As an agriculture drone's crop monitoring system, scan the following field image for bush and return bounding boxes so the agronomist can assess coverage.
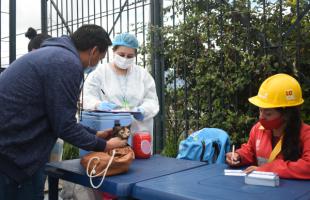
[62,142,79,160]
[144,0,310,157]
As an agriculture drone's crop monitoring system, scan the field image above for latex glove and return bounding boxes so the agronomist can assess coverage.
[97,102,117,111]
[132,107,145,121]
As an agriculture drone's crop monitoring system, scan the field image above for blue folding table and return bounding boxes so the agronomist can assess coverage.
[45,155,207,200]
[132,164,310,200]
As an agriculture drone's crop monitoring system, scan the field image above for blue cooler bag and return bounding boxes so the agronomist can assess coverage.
[177,128,230,164]
[79,111,132,156]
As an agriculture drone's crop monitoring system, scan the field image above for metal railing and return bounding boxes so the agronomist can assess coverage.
[1,0,309,154]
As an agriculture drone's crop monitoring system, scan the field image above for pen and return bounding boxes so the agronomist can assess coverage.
[101,89,105,95]
[232,144,235,162]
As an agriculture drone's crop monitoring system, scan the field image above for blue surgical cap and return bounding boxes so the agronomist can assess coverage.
[112,33,139,49]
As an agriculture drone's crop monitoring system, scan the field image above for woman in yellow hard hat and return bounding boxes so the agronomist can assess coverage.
[226,73,310,179]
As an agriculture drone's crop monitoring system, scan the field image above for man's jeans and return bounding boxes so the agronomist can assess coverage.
[0,166,45,200]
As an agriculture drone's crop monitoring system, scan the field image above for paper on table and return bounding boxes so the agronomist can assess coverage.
[224,169,246,176]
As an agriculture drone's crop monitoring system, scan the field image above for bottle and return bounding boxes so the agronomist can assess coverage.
[133,132,152,159]
[50,139,64,162]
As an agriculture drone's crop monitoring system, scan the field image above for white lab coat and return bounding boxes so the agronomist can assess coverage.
[83,63,159,138]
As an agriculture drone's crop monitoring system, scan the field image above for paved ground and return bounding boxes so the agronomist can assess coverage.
[43,180,63,200]
[44,193,63,200]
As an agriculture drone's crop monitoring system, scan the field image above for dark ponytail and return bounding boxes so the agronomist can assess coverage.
[25,27,51,52]
[280,107,302,161]
[25,27,37,40]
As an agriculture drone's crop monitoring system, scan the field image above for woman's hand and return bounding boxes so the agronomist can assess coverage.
[225,152,241,166]
[243,165,258,174]
[97,102,117,111]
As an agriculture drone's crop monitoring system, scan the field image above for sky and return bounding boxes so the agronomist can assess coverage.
[1,0,41,67]
[0,0,288,68]
[1,0,152,68]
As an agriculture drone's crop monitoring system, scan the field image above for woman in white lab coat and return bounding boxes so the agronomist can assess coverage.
[83,33,159,141]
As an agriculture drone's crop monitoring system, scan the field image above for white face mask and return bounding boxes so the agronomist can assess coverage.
[113,54,135,70]
[84,48,98,74]
[84,66,97,74]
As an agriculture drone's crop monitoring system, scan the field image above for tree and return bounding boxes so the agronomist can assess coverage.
[143,0,310,156]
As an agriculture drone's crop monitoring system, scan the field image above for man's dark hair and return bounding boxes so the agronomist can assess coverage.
[25,27,51,52]
[71,24,112,53]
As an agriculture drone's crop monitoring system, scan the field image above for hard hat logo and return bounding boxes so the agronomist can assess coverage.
[248,73,304,108]
[258,92,268,99]
[285,90,295,101]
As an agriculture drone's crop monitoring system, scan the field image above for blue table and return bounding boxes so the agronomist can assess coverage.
[45,155,207,200]
[132,164,310,200]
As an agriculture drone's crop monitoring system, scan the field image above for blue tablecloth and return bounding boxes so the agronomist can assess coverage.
[45,155,207,199]
[132,164,310,200]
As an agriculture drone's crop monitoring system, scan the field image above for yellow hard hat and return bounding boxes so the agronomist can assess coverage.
[248,73,304,108]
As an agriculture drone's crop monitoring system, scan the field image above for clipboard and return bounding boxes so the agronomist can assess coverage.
[82,109,141,114]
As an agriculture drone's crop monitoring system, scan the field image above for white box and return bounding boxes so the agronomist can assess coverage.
[245,171,280,187]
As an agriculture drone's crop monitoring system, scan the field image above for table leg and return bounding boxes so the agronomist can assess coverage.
[48,175,59,200]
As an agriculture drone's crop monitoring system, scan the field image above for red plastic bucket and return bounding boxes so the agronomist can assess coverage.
[133,132,152,159]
